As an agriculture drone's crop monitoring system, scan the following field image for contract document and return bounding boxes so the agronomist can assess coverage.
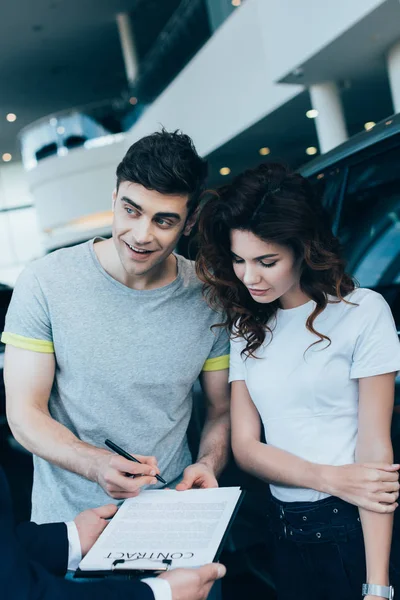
[77,487,243,574]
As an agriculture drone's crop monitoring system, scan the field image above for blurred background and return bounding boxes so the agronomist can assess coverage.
[1,0,400,597]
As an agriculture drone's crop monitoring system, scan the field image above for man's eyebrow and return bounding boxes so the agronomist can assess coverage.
[120,196,181,220]
[154,212,181,220]
[121,197,142,210]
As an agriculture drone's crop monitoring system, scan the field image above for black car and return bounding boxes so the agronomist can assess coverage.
[300,113,400,422]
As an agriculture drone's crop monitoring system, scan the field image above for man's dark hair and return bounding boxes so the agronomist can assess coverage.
[116,129,208,217]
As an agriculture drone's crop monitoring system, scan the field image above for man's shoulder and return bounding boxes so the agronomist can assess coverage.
[27,241,92,281]
[176,253,197,280]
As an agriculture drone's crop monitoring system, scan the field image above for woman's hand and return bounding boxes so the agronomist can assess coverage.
[321,462,399,512]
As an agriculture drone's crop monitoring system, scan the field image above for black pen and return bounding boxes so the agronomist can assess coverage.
[105,439,166,484]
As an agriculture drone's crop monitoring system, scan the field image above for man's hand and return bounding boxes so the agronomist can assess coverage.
[159,563,226,600]
[322,462,400,512]
[94,453,160,499]
[74,504,118,556]
[175,462,218,491]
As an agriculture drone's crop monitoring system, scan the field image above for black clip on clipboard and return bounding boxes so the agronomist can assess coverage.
[74,489,246,579]
[74,558,172,579]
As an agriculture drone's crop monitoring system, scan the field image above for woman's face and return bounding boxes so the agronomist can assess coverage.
[230,229,304,307]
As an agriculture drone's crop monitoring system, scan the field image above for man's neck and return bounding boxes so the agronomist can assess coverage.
[93,238,178,291]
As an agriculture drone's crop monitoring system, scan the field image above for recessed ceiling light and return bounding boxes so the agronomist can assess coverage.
[56,126,65,134]
[364,121,376,131]
[317,173,324,180]
[232,0,241,6]
[6,113,17,122]
[129,97,138,105]
[386,119,393,126]
[50,117,57,126]
[306,146,318,156]
[220,167,231,176]
[2,153,12,162]
[306,109,319,119]
[259,147,271,156]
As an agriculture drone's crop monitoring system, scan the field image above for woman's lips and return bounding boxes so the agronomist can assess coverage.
[248,288,270,296]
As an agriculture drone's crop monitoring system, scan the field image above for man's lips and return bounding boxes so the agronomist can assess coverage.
[124,241,155,259]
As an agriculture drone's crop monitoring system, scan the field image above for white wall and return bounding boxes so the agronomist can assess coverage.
[126,0,386,155]
[0,163,43,285]
[257,0,385,82]
[27,137,129,232]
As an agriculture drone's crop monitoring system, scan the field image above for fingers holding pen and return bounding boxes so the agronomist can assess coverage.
[96,453,160,499]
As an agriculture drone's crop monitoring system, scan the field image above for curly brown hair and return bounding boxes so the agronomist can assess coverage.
[196,163,355,357]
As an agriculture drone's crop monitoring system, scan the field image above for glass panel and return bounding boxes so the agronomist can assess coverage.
[339,146,400,286]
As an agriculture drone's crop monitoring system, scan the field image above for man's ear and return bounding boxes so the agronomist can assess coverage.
[112,189,117,212]
[183,207,200,237]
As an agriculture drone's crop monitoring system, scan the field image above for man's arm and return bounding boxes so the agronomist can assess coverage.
[356,373,397,600]
[231,379,399,512]
[4,345,160,498]
[176,369,230,490]
[16,521,69,576]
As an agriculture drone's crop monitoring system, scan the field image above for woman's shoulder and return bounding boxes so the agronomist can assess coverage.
[341,287,392,321]
[344,286,386,307]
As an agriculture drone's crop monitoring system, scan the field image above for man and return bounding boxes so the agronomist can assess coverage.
[2,129,231,524]
[1,465,226,599]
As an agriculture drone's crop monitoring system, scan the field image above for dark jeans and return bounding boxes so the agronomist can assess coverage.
[267,495,400,600]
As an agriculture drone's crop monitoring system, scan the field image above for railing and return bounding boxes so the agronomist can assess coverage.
[19,97,146,170]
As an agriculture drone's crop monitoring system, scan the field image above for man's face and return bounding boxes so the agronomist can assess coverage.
[112,181,191,279]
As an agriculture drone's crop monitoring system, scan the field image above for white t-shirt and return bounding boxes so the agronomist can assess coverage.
[229,288,400,503]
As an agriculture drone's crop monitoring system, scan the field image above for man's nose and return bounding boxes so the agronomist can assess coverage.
[132,218,153,245]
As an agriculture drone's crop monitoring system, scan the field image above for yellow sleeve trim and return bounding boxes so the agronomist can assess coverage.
[202,354,230,372]
[1,332,54,353]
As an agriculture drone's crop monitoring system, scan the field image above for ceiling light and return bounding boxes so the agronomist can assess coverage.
[317,173,324,180]
[386,119,393,126]
[6,113,17,122]
[232,0,241,5]
[364,121,376,131]
[259,147,271,156]
[50,117,57,126]
[306,109,318,119]
[2,153,12,162]
[56,126,65,134]
[306,146,318,156]
[129,96,138,105]
[219,167,231,176]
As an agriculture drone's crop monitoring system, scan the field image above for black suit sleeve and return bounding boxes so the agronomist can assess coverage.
[0,468,155,600]
[16,521,69,576]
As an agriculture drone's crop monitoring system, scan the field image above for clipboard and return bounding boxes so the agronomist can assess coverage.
[73,488,246,579]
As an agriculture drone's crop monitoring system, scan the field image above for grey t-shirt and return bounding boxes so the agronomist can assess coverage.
[2,239,229,523]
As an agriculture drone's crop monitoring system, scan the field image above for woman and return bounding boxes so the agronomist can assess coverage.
[196,163,400,600]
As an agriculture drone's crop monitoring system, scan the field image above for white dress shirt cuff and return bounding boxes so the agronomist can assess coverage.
[142,577,172,600]
[65,521,82,571]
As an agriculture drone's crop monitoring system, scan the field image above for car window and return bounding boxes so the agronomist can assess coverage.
[339,145,400,286]
[309,167,344,229]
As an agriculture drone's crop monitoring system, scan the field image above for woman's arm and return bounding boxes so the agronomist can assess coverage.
[231,380,399,512]
[356,373,397,599]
